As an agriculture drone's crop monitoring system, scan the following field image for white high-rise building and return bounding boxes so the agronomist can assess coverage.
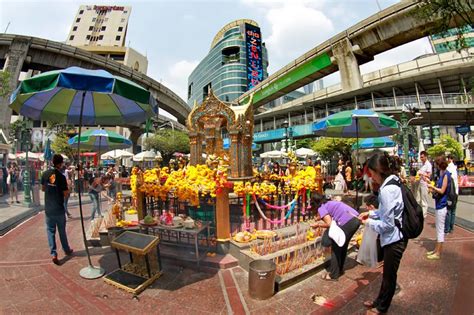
[66,5,131,47]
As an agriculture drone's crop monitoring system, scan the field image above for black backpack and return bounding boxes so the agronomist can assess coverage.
[387,177,424,239]
[445,172,458,211]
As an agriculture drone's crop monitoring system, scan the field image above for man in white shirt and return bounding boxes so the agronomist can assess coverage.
[418,151,432,218]
[445,154,459,233]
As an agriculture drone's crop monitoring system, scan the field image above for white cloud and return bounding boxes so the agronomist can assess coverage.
[158,60,199,102]
[240,1,334,74]
[360,38,434,75]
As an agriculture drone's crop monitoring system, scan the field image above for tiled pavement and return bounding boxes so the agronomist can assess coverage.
[1,202,473,314]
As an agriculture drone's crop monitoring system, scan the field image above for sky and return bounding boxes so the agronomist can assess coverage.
[0,0,433,105]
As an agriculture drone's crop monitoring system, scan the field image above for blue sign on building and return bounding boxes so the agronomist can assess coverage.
[253,123,314,143]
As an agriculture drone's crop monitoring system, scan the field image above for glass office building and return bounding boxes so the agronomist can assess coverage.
[430,25,474,53]
[187,19,269,106]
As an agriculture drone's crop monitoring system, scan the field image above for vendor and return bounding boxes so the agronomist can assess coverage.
[311,193,360,281]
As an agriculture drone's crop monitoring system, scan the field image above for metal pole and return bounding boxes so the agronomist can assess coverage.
[428,109,434,146]
[22,122,32,206]
[401,111,410,178]
[77,91,105,279]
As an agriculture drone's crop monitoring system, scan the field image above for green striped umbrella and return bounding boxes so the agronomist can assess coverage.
[68,129,132,151]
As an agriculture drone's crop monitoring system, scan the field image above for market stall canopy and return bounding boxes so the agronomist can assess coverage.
[101,149,133,160]
[133,150,162,162]
[39,153,69,161]
[260,150,288,159]
[295,148,317,158]
[17,152,41,160]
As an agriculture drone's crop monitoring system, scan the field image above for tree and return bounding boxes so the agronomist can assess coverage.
[51,133,74,159]
[415,0,474,51]
[310,137,356,161]
[427,134,464,160]
[144,129,190,163]
[0,70,10,97]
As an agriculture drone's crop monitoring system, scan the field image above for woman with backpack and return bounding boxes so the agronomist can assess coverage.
[358,153,406,314]
[426,155,451,260]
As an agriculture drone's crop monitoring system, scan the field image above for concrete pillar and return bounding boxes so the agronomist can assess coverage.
[415,82,421,107]
[354,96,358,109]
[304,109,308,124]
[438,79,445,105]
[288,112,291,126]
[392,87,398,109]
[460,77,468,104]
[129,127,142,154]
[312,107,316,121]
[260,119,263,132]
[371,92,376,109]
[1,37,31,130]
[273,116,276,129]
[325,103,329,117]
[331,38,363,92]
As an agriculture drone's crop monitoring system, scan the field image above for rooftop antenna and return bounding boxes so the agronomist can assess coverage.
[4,22,11,33]
[375,0,382,11]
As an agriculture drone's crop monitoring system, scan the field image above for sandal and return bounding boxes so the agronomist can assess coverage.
[367,307,386,314]
[426,250,435,256]
[321,272,338,281]
[364,301,375,308]
[427,253,440,260]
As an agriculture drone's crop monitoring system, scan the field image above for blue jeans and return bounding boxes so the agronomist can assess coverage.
[46,214,71,257]
[89,192,101,220]
[64,197,71,216]
[445,206,456,233]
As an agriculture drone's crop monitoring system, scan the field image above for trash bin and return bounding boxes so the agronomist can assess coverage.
[248,260,276,300]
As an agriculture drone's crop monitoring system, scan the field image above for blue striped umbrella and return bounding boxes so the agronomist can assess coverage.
[352,136,395,150]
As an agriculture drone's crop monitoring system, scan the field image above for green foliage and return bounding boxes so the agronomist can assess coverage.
[310,137,356,161]
[415,0,474,51]
[51,134,74,159]
[427,134,464,160]
[45,121,75,136]
[0,70,10,97]
[295,138,314,149]
[8,119,23,143]
[144,129,189,162]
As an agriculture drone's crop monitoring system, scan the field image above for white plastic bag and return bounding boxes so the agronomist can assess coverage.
[356,226,378,268]
[329,220,346,247]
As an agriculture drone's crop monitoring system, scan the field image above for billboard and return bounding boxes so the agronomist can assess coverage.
[245,23,263,90]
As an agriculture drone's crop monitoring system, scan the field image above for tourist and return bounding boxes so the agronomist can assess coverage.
[88,175,113,220]
[426,156,451,260]
[40,154,73,265]
[1,164,7,197]
[8,163,20,204]
[311,193,360,281]
[363,160,372,193]
[63,164,73,218]
[345,161,352,191]
[445,154,458,234]
[418,151,432,218]
[358,153,406,314]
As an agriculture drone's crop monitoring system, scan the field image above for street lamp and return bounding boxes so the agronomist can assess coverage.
[401,105,422,177]
[21,120,32,206]
[282,120,289,152]
[424,100,434,146]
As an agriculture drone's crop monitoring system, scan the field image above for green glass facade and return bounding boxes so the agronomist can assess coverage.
[430,25,474,53]
[187,21,268,106]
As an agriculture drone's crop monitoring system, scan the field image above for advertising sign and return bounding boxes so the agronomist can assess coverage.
[422,126,441,145]
[245,23,263,90]
[455,124,470,136]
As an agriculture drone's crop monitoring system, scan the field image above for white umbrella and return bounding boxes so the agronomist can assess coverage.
[101,149,133,160]
[133,150,161,162]
[353,147,396,163]
[17,152,40,160]
[260,150,288,159]
[295,148,317,158]
[39,153,69,161]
